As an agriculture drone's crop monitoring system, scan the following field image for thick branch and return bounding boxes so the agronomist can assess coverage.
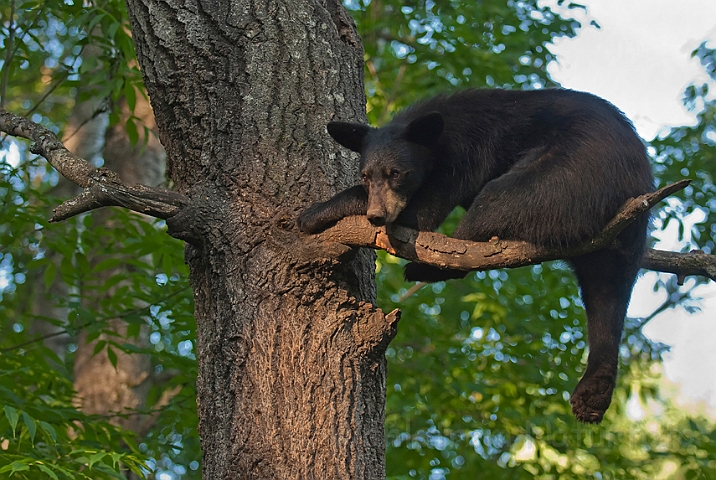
[6,106,713,281]
[1,108,188,221]
[2,107,96,186]
[314,180,716,281]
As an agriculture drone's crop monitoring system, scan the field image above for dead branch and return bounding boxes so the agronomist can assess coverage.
[1,108,189,221]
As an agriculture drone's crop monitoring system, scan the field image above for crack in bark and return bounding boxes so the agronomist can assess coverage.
[324,0,362,49]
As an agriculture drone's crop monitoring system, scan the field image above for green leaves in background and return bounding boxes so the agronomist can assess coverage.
[0,154,197,476]
[0,0,146,142]
[349,0,580,123]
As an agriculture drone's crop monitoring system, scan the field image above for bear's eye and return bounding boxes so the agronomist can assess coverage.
[389,169,400,179]
[360,173,369,184]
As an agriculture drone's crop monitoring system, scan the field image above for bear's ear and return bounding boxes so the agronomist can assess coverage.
[405,111,444,147]
[327,122,370,153]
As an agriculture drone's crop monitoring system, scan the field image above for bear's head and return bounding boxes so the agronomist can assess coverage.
[327,112,444,226]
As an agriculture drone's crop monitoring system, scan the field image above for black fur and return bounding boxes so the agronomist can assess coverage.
[298,88,654,423]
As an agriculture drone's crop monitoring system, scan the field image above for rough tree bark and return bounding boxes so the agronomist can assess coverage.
[311,180,716,282]
[124,0,396,478]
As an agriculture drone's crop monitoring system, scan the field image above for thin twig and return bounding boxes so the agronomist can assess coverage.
[25,69,71,118]
[60,99,108,143]
[398,281,426,302]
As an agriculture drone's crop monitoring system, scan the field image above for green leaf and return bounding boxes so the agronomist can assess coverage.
[79,54,98,74]
[107,347,118,369]
[124,81,137,111]
[35,463,60,480]
[116,32,138,62]
[17,0,41,10]
[122,456,148,477]
[118,342,143,354]
[108,111,120,127]
[92,257,124,274]
[162,251,175,276]
[83,213,94,229]
[75,252,90,275]
[44,261,57,291]
[39,421,57,443]
[126,322,141,340]
[110,452,122,468]
[59,255,77,282]
[125,117,139,145]
[22,411,37,443]
[93,340,108,357]
[9,461,30,473]
[4,405,19,435]
[86,12,106,33]
[106,20,120,40]
[85,330,102,344]
[101,273,126,291]
[89,451,107,468]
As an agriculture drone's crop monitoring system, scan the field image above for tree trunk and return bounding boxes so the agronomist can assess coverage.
[125,0,395,478]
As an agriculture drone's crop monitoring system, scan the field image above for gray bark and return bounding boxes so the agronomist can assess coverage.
[124,0,396,478]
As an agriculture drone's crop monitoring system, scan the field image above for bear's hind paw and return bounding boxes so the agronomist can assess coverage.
[569,369,616,424]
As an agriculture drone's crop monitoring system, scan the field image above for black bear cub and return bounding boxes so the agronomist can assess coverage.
[298,89,654,423]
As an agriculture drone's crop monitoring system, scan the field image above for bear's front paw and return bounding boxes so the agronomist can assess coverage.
[403,262,468,282]
[569,365,617,424]
[297,204,329,233]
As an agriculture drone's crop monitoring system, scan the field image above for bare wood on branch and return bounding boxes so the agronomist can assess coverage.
[642,249,716,283]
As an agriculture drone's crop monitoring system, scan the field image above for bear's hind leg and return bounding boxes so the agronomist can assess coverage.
[568,225,644,423]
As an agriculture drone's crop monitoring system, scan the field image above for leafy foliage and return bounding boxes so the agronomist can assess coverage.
[650,43,716,256]
[0,0,146,140]
[349,0,580,122]
[0,153,198,476]
[0,346,148,479]
[2,1,199,476]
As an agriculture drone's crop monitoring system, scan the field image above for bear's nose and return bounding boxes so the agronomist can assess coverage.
[368,215,386,226]
[366,207,386,226]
